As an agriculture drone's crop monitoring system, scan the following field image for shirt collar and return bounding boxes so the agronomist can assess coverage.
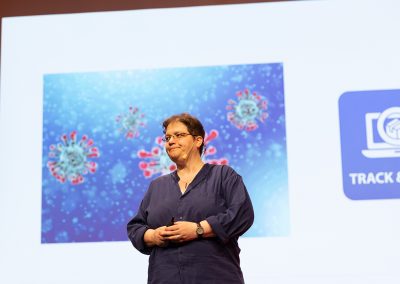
[171,163,212,188]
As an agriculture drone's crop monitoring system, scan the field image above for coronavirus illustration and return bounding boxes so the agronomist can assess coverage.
[116,106,146,139]
[47,131,100,185]
[137,136,177,178]
[226,89,268,131]
[137,129,228,178]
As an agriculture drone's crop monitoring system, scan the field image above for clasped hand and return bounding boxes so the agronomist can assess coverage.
[151,221,198,247]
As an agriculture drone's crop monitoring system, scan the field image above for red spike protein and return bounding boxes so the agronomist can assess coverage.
[202,129,229,165]
[47,131,100,185]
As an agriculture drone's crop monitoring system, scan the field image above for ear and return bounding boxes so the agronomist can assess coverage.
[195,136,203,148]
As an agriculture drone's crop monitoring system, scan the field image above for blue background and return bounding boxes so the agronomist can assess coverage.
[41,63,289,243]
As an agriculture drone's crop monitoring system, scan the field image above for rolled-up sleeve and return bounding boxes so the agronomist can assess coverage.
[206,167,254,244]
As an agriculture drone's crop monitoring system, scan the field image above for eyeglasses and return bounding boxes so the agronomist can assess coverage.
[162,132,193,142]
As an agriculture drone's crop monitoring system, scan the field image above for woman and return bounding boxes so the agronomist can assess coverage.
[127,113,254,284]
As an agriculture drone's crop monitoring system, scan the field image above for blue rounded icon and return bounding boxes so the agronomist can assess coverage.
[338,89,400,200]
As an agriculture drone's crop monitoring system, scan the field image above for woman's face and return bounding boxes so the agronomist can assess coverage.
[164,121,201,163]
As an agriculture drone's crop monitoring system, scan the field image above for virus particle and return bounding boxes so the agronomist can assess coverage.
[47,131,100,185]
[137,137,177,178]
[226,89,268,131]
[203,129,229,165]
[116,106,146,139]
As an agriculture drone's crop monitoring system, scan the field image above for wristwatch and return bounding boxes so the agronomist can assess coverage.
[196,222,204,238]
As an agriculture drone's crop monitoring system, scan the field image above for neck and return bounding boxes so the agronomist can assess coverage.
[176,157,204,190]
[176,155,204,174]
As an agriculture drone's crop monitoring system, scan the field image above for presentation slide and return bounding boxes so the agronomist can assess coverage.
[1,0,399,283]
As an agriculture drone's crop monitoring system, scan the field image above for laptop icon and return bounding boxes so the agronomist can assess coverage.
[361,107,400,158]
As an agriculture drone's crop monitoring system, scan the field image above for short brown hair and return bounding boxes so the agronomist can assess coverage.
[162,113,205,154]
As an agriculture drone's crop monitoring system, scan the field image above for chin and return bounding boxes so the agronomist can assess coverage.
[167,152,179,161]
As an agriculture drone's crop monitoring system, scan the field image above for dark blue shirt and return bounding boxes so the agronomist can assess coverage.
[127,164,254,284]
